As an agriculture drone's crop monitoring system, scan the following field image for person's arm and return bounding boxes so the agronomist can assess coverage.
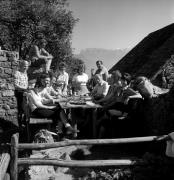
[94,91,113,104]
[28,92,55,109]
[91,85,98,96]
[42,90,55,104]
[33,46,51,60]
[50,86,59,96]
[123,88,143,105]
[41,48,53,58]
[62,73,69,94]
[104,69,109,81]
[102,83,109,96]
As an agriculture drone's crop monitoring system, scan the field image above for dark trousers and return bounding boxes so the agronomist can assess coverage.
[32,105,65,126]
[15,89,26,127]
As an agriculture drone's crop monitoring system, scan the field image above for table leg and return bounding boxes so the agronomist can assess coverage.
[69,109,78,138]
[92,108,98,138]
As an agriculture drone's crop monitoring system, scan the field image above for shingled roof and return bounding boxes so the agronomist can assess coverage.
[109,23,174,81]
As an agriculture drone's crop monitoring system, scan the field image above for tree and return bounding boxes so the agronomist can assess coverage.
[0,0,78,68]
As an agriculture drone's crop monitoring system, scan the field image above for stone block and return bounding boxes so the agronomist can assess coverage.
[2,90,14,97]
[3,105,10,110]
[7,83,15,90]
[0,79,6,89]
[4,68,12,75]
[0,73,11,78]
[0,56,7,61]
[0,50,6,57]
[0,62,11,68]
[7,109,17,115]
[0,67,4,74]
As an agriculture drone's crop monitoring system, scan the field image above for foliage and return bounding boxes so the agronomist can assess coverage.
[0,0,78,67]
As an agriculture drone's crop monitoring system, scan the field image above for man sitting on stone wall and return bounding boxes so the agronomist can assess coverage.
[28,38,53,73]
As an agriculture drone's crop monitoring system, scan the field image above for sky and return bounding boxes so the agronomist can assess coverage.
[68,0,174,54]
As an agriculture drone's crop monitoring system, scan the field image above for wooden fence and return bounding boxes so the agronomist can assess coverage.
[10,133,169,180]
[0,147,10,180]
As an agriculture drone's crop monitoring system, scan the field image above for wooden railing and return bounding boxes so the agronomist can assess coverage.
[10,133,169,180]
[0,147,10,180]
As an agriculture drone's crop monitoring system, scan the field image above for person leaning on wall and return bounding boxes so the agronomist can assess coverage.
[14,60,29,127]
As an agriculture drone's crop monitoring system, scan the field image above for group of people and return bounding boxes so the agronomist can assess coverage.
[14,60,79,137]
[14,38,170,139]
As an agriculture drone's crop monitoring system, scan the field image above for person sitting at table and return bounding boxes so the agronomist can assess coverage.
[93,70,122,105]
[133,76,169,99]
[41,74,61,99]
[28,38,53,73]
[91,74,109,101]
[53,62,69,96]
[72,63,89,95]
[27,75,77,136]
[96,74,142,138]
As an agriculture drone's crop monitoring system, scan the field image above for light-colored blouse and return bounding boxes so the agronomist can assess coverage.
[14,70,28,90]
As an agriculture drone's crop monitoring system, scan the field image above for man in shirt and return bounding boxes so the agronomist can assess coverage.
[14,60,29,126]
[95,60,109,81]
[28,38,53,73]
[91,74,109,100]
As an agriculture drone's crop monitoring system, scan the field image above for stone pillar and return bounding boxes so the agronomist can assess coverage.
[0,50,19,126]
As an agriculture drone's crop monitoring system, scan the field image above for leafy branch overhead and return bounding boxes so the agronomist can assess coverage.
[0,0,79,67]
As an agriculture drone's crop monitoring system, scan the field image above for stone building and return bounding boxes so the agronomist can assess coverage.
[0,50,19,127]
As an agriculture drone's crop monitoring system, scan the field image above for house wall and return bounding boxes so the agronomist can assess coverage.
[0,50,19,126]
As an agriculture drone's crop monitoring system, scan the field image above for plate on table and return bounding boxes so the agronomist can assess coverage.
[85,101,96,107]
[84,97,92,101]
[69,100,86,105]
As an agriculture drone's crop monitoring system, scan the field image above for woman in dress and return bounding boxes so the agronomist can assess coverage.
[53,62,69,96]
[72,63,89,96]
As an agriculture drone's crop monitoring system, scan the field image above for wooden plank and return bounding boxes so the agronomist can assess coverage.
[0,153,10,180]
[29,118,53,124]
[18,158,144,167]
[18,135,169,150]
[10,133,19,180]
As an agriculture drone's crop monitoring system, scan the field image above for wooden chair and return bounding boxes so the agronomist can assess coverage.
[22,92,53,142]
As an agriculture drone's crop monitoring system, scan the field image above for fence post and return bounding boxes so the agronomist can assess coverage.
[10,133,19,180]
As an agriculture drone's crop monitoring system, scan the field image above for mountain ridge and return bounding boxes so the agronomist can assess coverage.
[73,48,129,76]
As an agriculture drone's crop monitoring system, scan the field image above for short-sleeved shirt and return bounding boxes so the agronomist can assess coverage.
[28,90,43,112]
[72,73,89,95]
[95,66,109,81]
[54,71,69,94]
[92,81,109,96]
[14,70,28,90]
[72,73,88,85]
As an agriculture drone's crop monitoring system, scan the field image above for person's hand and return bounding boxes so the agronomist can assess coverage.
[47,105,56,109]
[48,54,53,59]
[124,97,130,105]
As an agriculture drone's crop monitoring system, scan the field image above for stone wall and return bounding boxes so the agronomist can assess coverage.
[0,50,19,126]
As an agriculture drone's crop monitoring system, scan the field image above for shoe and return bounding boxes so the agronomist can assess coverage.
[66,126,80,135]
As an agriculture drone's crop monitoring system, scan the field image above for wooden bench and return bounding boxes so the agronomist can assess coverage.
[22,93,53,142]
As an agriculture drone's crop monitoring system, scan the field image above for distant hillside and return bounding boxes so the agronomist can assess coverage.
[74,48,129,76]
